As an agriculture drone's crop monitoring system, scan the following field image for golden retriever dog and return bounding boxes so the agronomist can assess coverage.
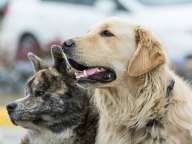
[62,17,192,144]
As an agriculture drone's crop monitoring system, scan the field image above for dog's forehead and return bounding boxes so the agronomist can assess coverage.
[89,18,136,35]
[27,68,70,94]
[27,68,61,87]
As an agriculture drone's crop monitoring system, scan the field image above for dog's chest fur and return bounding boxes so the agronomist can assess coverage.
[94,69,190,144]
[96,116,170,144]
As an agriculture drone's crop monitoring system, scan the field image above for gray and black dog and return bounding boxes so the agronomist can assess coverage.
[6,45,98,144]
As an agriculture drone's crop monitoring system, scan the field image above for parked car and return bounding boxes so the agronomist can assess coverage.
[1,0,192,78]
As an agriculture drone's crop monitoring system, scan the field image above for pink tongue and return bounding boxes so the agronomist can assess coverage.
[75,68,105,79]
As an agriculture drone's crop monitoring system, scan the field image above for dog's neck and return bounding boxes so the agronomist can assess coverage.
[95,65,171,128]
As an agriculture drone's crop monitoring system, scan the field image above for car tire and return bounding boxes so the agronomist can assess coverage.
[16,34,41,61]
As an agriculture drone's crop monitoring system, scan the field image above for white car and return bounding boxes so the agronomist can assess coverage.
[1,0,192,68]
[0,0,109,62]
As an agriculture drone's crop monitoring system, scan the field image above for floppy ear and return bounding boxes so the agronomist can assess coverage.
[28,53,46,72]
[51,45,71,73]
[127,27,166,77]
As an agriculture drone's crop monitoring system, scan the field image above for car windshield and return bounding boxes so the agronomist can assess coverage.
[138,0,192,6]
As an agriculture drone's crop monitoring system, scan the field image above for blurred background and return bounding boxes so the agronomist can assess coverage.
[0,0,192,143]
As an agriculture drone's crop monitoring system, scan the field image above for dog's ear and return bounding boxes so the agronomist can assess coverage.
[51,45,71,73]
[28,53,46,72]
[127,27,166,77]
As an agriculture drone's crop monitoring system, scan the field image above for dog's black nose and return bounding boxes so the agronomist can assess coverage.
[62,39,75,56]
[63,39,75,49]
[7,103,17,112]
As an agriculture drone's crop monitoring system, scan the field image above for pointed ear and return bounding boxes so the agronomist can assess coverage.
[28,52,46,72]
[127,27,166,77]
[51,45,71,73]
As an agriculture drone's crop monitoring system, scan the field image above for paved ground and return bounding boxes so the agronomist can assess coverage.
[0,127,26,144]
[0,91,26,144]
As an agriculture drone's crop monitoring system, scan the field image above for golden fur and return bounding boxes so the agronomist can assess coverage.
[70,18,192,144]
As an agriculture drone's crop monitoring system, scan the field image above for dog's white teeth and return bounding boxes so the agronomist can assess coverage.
[83,70,88,77]
[75,71,87,79]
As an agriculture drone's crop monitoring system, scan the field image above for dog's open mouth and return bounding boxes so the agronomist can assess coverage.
[68,59,116,83]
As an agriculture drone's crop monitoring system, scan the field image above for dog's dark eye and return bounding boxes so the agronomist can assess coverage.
[100,30,114,37]
[34,90,45,97]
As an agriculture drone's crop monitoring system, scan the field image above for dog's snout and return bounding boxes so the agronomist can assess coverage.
[7,103,17,112]
[63,39,75,49]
